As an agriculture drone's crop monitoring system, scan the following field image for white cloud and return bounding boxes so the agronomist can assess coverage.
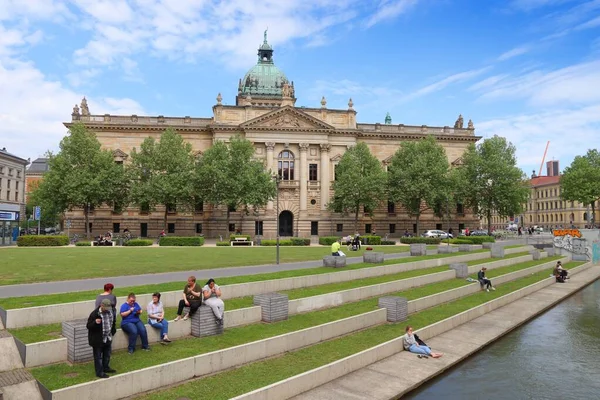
[364,0,420,28]
[497,45,531,61]
[406,67,491,99]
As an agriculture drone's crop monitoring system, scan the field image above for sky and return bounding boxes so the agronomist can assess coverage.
[1,0,599,176]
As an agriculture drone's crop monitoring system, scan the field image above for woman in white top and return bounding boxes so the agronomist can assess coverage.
[402,326,443,358]
[146,292,171,343]
[203,278,225,326]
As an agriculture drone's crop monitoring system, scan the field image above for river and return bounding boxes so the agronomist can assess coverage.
[404,278,600,400]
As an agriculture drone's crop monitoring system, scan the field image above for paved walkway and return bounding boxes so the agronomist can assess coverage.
[292,264,600,400]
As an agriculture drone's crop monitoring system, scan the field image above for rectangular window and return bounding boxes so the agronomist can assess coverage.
[336,223,343,233]
[8,168,13,176]
[7,179,10,189]
[167,203,177,213]
[364,205,373,213]
[413,224,417,234]
[311,221,319,235]
[254,221,263,235]
[196,223,203,234]
[456,203,464,215]
[228,204,236,212]
[15,181,18,191]
[140,223,148,237]
[113,223,120,233]
[88,222,93,233]
[6,191,10,201]
[195,200,204,213]
[365,224,372,234]
[277,161,295,180]
[387,201,395,214]
[15,191,18,201]
[229,223,236,232]
[309,164,318,181]
[389,223,396,234]
[458,223,465,231]
[140,202,150,214]
[436,223,443,230]
[334,165,339,181]
[167,223,175,234]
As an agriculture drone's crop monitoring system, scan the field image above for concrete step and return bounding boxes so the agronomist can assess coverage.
[0,336,23,373]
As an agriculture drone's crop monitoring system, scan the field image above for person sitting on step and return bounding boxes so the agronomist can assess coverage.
[174,276,203,321]
[147,292,171,343]
[403,326,443,359]
[553,261,569,283]
[203,278,225,326]
[478,267,496,292]
[119,293,150,354]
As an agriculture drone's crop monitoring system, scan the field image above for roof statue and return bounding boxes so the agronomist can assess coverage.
[348,98,354,109]
[72,104,80,116]
[454,114,463,129]
[264,28,268,44]
[385,112,392,125]
[216,92,223,105]
[467,119,474,129]
[321,96,327,108]
[80,97,90,116]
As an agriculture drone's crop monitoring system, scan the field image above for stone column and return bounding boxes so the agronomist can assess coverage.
[299,143,309,211]
[266,142,275,211]
[320,143,331,210]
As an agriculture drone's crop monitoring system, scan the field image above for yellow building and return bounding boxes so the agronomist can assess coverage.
[63,34,481,239]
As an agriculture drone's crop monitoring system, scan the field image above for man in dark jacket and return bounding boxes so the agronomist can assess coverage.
[87,298,117,378]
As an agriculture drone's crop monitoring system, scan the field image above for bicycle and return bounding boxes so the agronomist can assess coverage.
[70,234,79,245]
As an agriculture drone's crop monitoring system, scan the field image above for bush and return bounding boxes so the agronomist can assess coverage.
[159,236,205,246]
[124,239,153,246]
[216,241,230,246]
[75,241,91,246]
[399,237,441,244]
[261,239,293,246]
[290,238,311,246]
[229,234,251,241]
[17,235,69,247]
[381,240,396,245]
[319,236,341,245]
[466,236,495,244]
[448,238,473,245]
[362,235,381,245]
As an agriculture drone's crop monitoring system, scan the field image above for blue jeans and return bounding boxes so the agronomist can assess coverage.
[148,319,168,339]
[409,344,432,356]
[121,320,149,352]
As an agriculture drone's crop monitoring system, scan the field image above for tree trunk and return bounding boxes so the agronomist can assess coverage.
[163,207,168,232]
[354,204,359,234]
[84,204,90,239]
[226,208,230,239]
[415,213,421,237]
[591,201,596,228]
[487,210,492,236]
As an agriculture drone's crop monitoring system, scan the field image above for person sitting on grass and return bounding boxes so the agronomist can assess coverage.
[203,278,225,326]
[120,293,150,354]
[174,276,203,321]
[553,261,569,283]
[403,326,443,359]
[478,267,496,292]
[87,299,117,379]
[147,292,171,344]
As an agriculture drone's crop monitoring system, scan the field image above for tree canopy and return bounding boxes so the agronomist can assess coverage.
[560,149,600,225]
[455,135,529,234]
[31,123,128,238]
[127,128,196,230]
[387,135,451,235]
[328,142,387,232]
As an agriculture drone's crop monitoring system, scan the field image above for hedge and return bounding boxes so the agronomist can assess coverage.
[362,235,381,245]
[124,239,153,246]
[75,241,91,246]
[319,236,340,245]
[229,234,251,241]
[291,238,310,246]
[399,237,441,244]
[216,241,230,246]
[159,236,205,246]
[447,238,473,245]
[381,240,396,245]
[465,236,495,244]
[17,235,69,247]
[261,239,293,246]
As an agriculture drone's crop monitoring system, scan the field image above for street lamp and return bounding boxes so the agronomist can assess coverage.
[446,195,450,247]
[273,175,281,264]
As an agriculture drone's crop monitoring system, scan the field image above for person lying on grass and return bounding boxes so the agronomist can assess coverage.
[403,326,443,359]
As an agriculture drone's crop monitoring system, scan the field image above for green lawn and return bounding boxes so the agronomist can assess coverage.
[0,249,496,309]
[0,245,426,286]
[134,261,583,400]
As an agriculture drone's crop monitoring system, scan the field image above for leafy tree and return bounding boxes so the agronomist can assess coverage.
[195,136,276,235]
[328,142,387,232]
[455,135,529,234]
[387,135,451,235]
[128,128,195,230]
[31,123,128,238]
[560,149,600,226]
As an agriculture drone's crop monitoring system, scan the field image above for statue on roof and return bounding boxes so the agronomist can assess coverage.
[385,112,392,124]
[454,114,463,129]
[80,97,90,116]
[264,28,268,43]
[467,119,474,129]
[282,82,292,97]
[72,104,80,116]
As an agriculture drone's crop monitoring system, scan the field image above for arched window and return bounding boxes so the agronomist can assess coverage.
[278,150,295,180]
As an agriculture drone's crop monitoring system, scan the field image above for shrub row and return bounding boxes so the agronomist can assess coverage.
[318,235,382,245]
[464,236,495,244]
[260,238,311,246]
[17,235,69,247]
[124,239,153,246]
[399,237,441,244]
[216,241,230,246]
[229,234,251,241]
[380,240,396,245]
[159,236,205,246]
[75,241,91,246]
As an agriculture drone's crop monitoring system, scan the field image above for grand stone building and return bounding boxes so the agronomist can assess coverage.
[64,34,480,239]
[0,148,28,245]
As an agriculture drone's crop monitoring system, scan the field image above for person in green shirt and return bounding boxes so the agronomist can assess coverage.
[331,239,341,256]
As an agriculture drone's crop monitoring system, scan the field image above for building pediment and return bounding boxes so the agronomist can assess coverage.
[112,149,129,159]
[240,106,335,130]
[330,153,343,162]
[451,157,464,166]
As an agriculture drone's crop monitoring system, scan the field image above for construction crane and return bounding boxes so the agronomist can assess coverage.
[538,141,550,177]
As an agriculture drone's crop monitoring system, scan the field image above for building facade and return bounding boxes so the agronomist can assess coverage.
[25,157,49,203]
[64,34,481,239]
[0,148,29,245]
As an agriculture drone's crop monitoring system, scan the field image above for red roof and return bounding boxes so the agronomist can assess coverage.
[530,175,561,187]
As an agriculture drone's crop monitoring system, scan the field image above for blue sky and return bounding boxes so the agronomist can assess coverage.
[1,0,599,176]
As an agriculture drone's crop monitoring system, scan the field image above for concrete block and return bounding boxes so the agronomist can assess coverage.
[437,245,458,254]
[62,319,93,363]
[490,244,505,258]
[410,243,427,256]
[378,297,408,322]
[546,247,556,256]
[529,249,542,260]
[323,256,346,267]
[449,263,468,278]
[482,242,494,249]
[0,380,43,400]
[191,305,223,337]
[253,293,289,323]
[572,253,588,261]
[0,336,24,372]
[363,252,385,263]
[458,244,483,252]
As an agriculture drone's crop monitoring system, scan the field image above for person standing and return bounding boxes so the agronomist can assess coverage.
[174,276,203,321]
[147,292,171,343]
[95,283,117,318]
[87,299,117,378]
[119,293,150,354]
[203,278,225,325]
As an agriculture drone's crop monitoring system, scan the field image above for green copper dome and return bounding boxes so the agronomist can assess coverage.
[239,30,291,97]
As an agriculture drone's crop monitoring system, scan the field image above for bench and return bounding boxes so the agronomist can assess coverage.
[231,237,253,246]
[91,241,115,247]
